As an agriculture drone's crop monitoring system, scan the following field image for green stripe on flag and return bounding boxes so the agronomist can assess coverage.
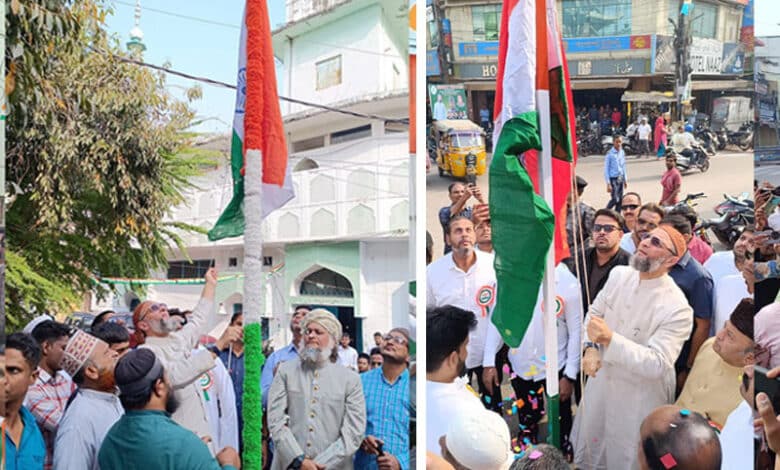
[208,131,246,241]
[489,114,555,347]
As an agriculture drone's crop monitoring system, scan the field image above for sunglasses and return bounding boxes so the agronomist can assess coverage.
[622,204,639,211]
[593,224,620,234]
[648,235,676,255]
[371,361,382,366]
[138,303,167,323]
[383,335,408,345]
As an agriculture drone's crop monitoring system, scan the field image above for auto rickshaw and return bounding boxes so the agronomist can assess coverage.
[431,119,487,184]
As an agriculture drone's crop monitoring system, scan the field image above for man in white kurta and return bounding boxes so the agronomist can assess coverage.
[427,216,498,406]
[134,268,240,454]
[573,225,693,470]
[196,349,239,452]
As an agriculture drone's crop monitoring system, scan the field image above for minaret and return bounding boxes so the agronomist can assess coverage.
[126,0,146,57]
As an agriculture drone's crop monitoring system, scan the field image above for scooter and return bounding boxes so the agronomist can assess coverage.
[694,124,717,156]
[700,193,754,248]
[667,144,710,173]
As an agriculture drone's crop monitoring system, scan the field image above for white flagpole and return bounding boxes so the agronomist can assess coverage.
[244,149,263,329]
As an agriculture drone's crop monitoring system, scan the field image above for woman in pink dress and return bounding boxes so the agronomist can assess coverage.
[654,113,669,157]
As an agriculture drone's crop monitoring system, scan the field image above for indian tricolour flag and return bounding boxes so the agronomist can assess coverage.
[208,7,294,242]
[489,0,577,347]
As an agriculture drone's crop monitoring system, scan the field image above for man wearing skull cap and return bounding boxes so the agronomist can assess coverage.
[53,330,121,470]
[268,308,366,470]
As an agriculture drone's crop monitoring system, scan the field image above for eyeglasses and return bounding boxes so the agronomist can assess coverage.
[371,361,382,366]
[383,334,408,345]
[648,235,677,256]
[637,218,658,229]
[138,303,167,323]
[592,224,620,234]
[622,204,639,211]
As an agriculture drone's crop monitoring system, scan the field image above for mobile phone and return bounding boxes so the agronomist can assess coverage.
[755,365,780,415]
[376,442,384,457]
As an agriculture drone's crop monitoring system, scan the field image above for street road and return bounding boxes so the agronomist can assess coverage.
[427,150,753,262]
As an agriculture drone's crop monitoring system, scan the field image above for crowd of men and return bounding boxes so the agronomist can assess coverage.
[3,268,412,470]
[427,174,774,469]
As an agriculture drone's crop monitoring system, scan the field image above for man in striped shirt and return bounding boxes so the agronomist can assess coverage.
[354,328,411,470]
[24,321,75,470]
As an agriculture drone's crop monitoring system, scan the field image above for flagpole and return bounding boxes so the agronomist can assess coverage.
[243,147,265,470]
[537,0,560,449]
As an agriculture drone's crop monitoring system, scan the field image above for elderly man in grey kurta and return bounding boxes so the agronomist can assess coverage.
[268,309,366,470]
[572,225,694,470]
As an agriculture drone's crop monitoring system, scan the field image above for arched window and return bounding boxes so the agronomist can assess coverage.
[294,157,319,172]
[300,268,354,298]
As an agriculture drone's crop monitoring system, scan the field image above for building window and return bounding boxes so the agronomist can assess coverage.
[562,0,631,38]
[263,256,273,266]
[292,136,325,153]
[233,303,243,314]
[331,125,372,145]
[472,4,502,41]
[316,55,342,90]
[228,257,238,267]
[167,259,214,279]
[301,268,354,297]
[689,2,718,39]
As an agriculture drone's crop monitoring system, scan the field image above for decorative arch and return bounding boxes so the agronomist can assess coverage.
[298,267,354,298]
[389,200,409,231]
[310,174,336,201]
[278,212,300,239]
[311,209,336,237]
[347,204,375,234]
[347,169,375,199]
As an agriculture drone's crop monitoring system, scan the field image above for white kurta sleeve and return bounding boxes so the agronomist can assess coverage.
[601,305,693,380]
[483,321,502,368]
[146,345,215,390]
[563,280,583,379]
[214,359,239,450]
[426,268,437,308]
[313,372,367,468]
[268,365,305,467]
[179,298,214,349]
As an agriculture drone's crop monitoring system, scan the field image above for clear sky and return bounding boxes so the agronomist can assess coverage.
[755,0,780,36]
[104,0,286,134]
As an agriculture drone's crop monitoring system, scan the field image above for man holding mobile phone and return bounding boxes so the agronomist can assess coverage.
[438,182,485,255]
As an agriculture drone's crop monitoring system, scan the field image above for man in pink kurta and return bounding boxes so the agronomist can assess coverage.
[660,155,682,206]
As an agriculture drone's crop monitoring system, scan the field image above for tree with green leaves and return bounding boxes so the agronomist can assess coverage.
[6,0,215,329]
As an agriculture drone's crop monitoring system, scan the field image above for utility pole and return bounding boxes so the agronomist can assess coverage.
[434,0,452,84]
[673,0,693,122]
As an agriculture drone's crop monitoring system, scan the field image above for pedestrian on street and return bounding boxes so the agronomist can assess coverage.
[654,112,670,157]
[637,118,652,158]
[604,136,627,212]
[660,154,682,206]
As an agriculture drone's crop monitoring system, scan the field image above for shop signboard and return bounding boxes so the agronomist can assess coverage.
[568,58,650,77]
[427,50,441,76]
[690,38,724,75]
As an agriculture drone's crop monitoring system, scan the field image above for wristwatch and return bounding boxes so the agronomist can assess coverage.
[584,341,600,351]
[288,455,305,470]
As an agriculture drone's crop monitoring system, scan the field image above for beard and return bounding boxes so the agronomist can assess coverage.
[300,336,335,369]
[629,254,666,273]
[165,390,180,414]
[149,318,179,335]
[457,356,467,378]
[95,367,116,391]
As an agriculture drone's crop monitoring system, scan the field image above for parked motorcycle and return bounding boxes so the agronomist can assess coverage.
[700,193,754,248]
[576,129,601,157]
[663,192,711,246]
[725,121,754,151]
[694,124,717,156]
[667,145,710,173]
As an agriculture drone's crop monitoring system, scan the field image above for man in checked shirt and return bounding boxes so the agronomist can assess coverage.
[24,321,75,470]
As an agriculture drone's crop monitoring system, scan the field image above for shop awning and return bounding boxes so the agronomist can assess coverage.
[571,79,630,90]
[621,91,677,103]
[690,79,753,92]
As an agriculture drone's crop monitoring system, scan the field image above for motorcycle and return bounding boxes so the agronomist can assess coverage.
[694,124,717,156]
[715,128,728,150]
[700,193,754,248]
[601,126,633,155]
[726,121,754,151]
[663,192,712,246]
[576,129,601,156]
[667,144,710,173]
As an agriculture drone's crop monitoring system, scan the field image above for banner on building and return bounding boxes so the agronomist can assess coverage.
[428,84,468,120]
[690,38,724,75]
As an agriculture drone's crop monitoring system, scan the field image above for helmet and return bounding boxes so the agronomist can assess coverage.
[684,124,693,133]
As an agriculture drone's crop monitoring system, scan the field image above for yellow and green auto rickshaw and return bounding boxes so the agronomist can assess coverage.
[431,119,487,184]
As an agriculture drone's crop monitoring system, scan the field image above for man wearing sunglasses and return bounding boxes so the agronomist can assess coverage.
[565,208,631,316]
[132,267,237,454]
[620,192,642,233]
[573,224,693,470]
[620,202,665,254]
[355,329,411,470]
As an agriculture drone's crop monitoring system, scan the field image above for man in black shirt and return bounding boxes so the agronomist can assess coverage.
[565,208,631,315]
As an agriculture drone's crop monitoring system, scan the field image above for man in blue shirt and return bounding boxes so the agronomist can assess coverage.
[261,305,310,408]
[662,215,714,397]
[5,333,46,470]
[604,135,628,212]
[354,328,411,470]
[217,311,245,451]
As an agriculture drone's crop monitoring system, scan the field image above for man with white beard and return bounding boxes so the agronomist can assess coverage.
[132,268,242,454]
[573,224,693,470]
[268,309,366,470]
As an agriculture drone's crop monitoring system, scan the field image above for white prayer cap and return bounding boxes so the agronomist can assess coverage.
[23,314,55,335]
[302,309,342,341]
[60,330,100,377]
[445,408,513,470]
